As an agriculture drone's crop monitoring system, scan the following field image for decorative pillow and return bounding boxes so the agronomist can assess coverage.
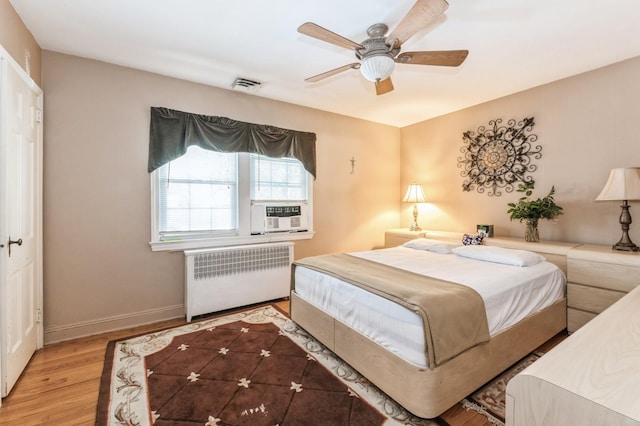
[403,238,458,254]
[462,233,484,245]
[452,245,546,267]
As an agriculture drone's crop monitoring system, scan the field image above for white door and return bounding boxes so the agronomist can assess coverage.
[0,54,43,398]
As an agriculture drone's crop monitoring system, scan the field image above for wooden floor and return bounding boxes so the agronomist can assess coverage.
[0,300,566,425]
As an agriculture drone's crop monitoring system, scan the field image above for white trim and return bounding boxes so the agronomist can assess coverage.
[149,165,160,245]
[149,230,314,252]
[0,46,45,346]
[0,45,41,94]
[0,47,44,402]
[43,304,185,344]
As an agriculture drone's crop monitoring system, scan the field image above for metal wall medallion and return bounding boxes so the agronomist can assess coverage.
[457,117,541,196]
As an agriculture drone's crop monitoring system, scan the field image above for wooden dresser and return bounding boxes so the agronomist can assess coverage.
[567,244,640,333]
[506,285,640,425]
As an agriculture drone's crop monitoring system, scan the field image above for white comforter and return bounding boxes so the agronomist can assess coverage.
[293,246,566,367]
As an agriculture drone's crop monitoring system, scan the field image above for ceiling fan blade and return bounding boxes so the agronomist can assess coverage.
[388,0,449,46]
[298,22,363,51]
[396,50,468,67]
[305,63,360,82]
[375,77,394,95]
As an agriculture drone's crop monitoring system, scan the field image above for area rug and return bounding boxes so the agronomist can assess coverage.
[461,352,542,425]
[97,304,447,425]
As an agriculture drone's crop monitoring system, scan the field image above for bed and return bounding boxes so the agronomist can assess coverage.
[290,236,569,419]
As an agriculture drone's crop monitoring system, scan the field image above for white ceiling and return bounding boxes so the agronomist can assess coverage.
[10,0,640,127]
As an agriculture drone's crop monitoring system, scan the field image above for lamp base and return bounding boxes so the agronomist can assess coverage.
[408,222,422,232]
[613,200,639,252]
[408,204,422,231]
[612,241,640,252]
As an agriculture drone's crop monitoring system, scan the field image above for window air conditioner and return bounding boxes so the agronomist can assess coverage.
[250,202,309,234]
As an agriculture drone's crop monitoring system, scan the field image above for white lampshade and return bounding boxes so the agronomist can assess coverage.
[402,183,427,203]
[595,168,640,201]
[360,54,395,82]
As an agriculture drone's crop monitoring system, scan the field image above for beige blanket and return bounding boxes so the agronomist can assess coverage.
[293,253,490,367]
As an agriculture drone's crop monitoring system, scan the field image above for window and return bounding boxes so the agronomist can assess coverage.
[250,154,308,201]
[151,147,312,251]
[158,147,237,239]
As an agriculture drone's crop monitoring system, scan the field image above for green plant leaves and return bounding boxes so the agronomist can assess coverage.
[507,182,563,222]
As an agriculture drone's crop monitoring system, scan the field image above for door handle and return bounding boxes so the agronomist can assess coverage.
[8,237,22,257]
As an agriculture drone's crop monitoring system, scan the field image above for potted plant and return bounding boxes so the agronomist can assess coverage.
[507,182,563,242]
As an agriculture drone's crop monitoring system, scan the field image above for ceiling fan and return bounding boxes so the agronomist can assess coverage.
[297,0,468,95]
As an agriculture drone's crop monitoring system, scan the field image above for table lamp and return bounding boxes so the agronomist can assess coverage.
[595,167,640,251]
[402,183,427,231]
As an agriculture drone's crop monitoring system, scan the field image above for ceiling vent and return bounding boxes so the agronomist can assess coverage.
[231,77,263,93]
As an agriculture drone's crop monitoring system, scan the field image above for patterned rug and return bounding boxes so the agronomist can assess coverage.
[96,304,447,425]
[461,352,542,425]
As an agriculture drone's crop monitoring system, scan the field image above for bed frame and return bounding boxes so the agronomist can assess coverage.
[290,236,570,419]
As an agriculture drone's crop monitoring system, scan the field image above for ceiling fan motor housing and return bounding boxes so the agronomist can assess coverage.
[356,23,400,82]
[355,23,400,61]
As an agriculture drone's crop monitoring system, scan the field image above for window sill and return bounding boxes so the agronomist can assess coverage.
[149,231,314,252]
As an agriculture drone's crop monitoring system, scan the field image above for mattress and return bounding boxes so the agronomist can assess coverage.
[293,245,566,367]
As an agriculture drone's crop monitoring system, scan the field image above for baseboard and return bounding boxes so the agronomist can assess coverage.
[44,304,185,345]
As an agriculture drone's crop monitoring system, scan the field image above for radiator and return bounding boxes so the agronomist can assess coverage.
[184,242,293,321]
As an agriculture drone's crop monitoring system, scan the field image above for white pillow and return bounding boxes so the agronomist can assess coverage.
[403,238,459,254]
[452,245,546,267]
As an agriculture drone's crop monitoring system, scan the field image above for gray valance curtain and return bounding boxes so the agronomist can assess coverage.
[148,107,317,178]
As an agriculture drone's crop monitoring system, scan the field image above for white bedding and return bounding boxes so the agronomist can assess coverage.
[293,246,566,367]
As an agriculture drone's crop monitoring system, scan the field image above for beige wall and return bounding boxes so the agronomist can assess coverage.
[41,51,401,343]
[37,30,640,342]
[0,0,41,85]
[401,56,640,246]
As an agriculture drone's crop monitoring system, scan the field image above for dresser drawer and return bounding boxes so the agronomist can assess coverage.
[384,230,425,248]
[385,234,411,248]
[542,253,568,276]
[567,283,626,314]
[567,307,596,333]
[568,259,640,292]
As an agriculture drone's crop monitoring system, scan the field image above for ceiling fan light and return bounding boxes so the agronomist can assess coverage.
[360,54,395,82]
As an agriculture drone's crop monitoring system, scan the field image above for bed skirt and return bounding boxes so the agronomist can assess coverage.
[290,291,567,419]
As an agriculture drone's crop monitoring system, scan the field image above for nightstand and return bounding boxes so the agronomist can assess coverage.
[384,229,426,248]
[566,244,640,333]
